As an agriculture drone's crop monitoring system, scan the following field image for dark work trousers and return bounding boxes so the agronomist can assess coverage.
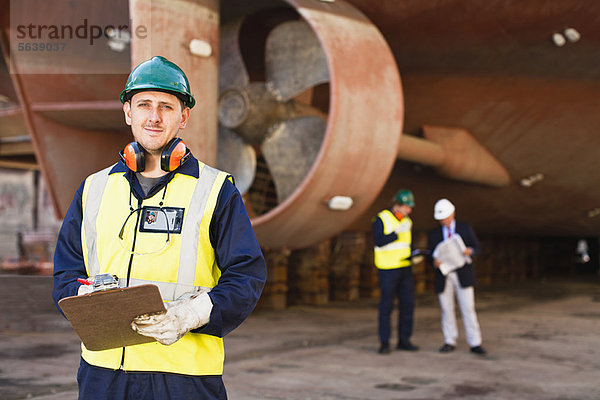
[377,266,415,345]
[77,358,227,400]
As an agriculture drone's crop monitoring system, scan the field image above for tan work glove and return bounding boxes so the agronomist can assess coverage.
[77,283,94,296]
[394,220,411,235]
[411,255,424,264]
[131,292,213,345]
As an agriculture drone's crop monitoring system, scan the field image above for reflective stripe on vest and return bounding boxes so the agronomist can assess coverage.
[80,162,228,375]
[83,164,113,277]
[374,210,412,269]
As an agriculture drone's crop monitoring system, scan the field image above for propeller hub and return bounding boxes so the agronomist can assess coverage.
[218,84,284,144]
[218,87,250,130]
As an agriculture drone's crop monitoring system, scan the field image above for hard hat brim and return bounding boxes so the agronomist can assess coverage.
[434,210,454,220]
[120,86,195,109]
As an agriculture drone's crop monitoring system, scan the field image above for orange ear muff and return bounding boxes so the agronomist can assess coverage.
[161,138,190,172]
[119,142,145,172]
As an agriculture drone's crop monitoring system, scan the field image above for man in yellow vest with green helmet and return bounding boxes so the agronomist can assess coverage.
[52,56,266,399]
[372,189,419,354]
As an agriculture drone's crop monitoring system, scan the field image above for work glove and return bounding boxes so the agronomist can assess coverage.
[77,282,94,296]
[131,291,213,345]
[411,255,424,264]
[394,220,411,234]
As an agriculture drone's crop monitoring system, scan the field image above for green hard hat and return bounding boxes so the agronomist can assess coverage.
[394,189,415,207]
[119,56,196,109]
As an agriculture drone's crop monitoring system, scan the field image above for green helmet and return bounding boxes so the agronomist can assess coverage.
[119,56,196,109]
[394,189,415,207]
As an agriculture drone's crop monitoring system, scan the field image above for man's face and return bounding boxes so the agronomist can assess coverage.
[123,91,190,155]
[393,203,412,217]
[439,213,455,227]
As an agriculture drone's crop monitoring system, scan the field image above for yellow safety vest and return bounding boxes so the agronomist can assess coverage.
[373,210,412,269]
[80,161,228,375]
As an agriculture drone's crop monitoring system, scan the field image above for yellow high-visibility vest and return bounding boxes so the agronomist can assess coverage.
[80,161,228,375]
[374,210,412,269]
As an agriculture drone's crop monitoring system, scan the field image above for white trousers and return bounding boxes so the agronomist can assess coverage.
[438,271,482,347]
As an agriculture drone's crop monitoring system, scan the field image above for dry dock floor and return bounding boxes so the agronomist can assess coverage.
[1,275,599,400]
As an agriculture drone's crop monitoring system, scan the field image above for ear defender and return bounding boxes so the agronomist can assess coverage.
[120,139,190,172]
[119,142,145,172]
[161,138,190,172]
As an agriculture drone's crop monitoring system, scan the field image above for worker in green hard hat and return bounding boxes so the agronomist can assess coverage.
[372,189,419,354]
[53,56,266,399]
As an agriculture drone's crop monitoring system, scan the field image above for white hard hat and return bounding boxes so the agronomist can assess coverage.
[434,198,455,220]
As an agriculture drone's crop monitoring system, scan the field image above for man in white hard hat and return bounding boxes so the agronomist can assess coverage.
[426,199,487,356]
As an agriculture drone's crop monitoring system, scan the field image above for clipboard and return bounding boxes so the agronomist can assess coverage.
[58,284,166,351]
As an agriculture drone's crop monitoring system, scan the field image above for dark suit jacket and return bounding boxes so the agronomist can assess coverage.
[426,221,481,294]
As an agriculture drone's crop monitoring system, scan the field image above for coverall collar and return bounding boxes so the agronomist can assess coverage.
[109,153,200,201]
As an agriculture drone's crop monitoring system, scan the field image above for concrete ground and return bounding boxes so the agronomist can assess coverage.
[1,275,599,400]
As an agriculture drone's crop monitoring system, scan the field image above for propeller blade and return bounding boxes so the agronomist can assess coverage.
[219,19,250,94]
[261,116,326,203]
[265,21,329,102]
[217,126,256,195]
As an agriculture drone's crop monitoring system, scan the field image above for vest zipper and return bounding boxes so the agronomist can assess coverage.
[120,198,143,370]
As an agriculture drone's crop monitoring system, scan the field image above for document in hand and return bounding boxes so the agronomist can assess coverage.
[432,234,472,276]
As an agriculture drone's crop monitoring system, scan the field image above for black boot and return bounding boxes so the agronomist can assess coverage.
[378,342,391,354]
[397,340,419,351]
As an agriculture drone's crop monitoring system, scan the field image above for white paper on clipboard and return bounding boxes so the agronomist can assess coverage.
[433,234,471,276]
